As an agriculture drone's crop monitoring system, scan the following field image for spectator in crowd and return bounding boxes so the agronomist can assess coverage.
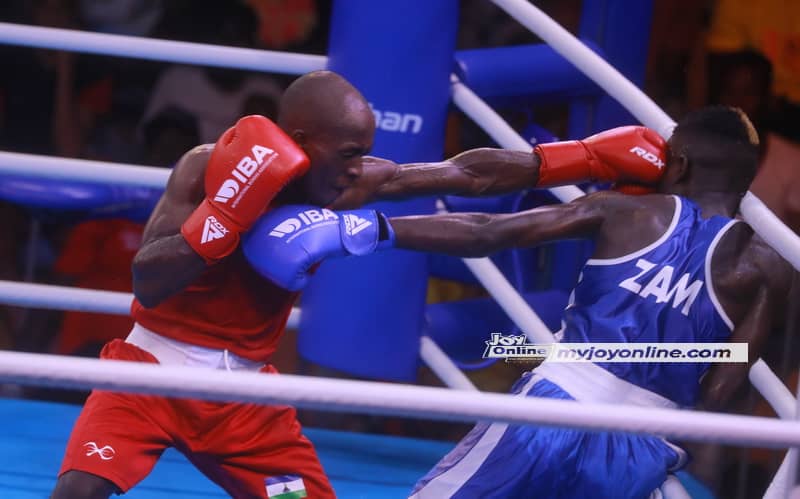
[140,2,282,143]
[706,0,800,141]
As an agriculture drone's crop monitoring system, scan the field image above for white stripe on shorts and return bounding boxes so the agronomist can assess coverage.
[409,373,540,499]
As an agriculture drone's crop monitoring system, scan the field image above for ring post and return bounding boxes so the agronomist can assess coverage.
[298,0,459,381]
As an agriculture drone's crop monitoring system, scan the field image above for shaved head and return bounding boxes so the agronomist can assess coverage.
[276,71,376,206]
[278,70,373,138]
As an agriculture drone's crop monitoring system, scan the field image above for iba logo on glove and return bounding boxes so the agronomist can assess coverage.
[267,209,374,241]
[214,145,277,204]
[269,209,339,239]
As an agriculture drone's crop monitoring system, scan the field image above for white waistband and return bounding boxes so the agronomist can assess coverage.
[126,323,264,371]
[533,360,679,410]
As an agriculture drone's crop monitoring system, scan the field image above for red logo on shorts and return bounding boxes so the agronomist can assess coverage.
[83,441,116,460]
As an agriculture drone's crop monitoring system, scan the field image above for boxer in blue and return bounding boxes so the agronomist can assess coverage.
[244,107,794,498]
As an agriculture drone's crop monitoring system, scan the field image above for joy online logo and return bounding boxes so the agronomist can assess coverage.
[84,441,116,460]
[214,144,276,204]
[370,103,423,134]
[269,209,339,238]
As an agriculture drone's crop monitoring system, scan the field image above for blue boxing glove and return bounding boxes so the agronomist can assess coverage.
[242,204,395,291]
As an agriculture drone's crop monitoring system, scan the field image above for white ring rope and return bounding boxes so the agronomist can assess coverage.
[434,198,555,344]
[461,257,555,344]
[740,192,800,272]
[2,350,800,449]
[0,280,465,391]
[750,359,797,420]
[749,359,798,498]
[419,336,478,391]
[763,453,793,499]
[0,280,300,330]
[0,22,326,75]
[450,75,585,204]
[489,0,675,139]
[0,151,168,188]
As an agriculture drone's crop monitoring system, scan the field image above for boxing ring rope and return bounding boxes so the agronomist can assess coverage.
[489,0,675,139]
[450,75,584,204]
[1,350,800,449]
[0,150,169,187]
[0,280,302,330]
[419,336,477,391]
[0,279,479,391]
[0,22,326,75]
[740,192,800,271]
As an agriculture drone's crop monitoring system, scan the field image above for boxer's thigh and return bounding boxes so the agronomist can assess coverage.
[187,401,334,498]
[58,388,173,493]
[410,417,565,499]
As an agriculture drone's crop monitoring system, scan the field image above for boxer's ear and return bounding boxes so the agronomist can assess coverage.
[673,152,690,183]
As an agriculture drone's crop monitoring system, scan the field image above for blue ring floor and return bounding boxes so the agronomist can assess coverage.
[0,398,714,498]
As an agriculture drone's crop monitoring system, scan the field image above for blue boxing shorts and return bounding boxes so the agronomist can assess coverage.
[409,372,685,499]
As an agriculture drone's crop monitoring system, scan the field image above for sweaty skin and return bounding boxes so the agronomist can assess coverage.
[329,149,542,209]
[387,191,793,409]
[132,145,210,307]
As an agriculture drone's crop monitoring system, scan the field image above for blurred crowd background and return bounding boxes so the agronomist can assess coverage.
[0,1,798,497]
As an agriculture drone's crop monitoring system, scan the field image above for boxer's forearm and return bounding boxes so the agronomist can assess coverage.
[389,213,504,257]
[378,148,540,199]
[389,194,604,257]
[132,234,206,308]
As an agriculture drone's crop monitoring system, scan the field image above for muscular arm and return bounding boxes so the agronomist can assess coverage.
[328,149,540,209]
[131,145,211,308]
[388,191,611,258]
[700,235,794,411]
[380,148,541,199]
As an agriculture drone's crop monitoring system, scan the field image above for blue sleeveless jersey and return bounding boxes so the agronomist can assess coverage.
[560,195,738,407]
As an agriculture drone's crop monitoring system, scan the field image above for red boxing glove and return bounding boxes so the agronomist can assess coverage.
[182,115,310,263]
[534,126,666,188]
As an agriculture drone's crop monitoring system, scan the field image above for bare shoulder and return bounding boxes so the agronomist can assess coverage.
[746,231,796,293]
[714,223,795,319]
[166,144,213,201]
[577,191,676,229]
[584,192,677,260]
[140,144,212,243]
[576,190,674,213]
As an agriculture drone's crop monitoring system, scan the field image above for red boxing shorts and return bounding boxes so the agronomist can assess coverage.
[58,339,334,498]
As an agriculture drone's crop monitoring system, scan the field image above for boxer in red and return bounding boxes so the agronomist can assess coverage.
[52,70,372,499]
[52,69,667,499]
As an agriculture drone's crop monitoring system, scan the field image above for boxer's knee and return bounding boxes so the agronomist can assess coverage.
[51,470,117,499]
